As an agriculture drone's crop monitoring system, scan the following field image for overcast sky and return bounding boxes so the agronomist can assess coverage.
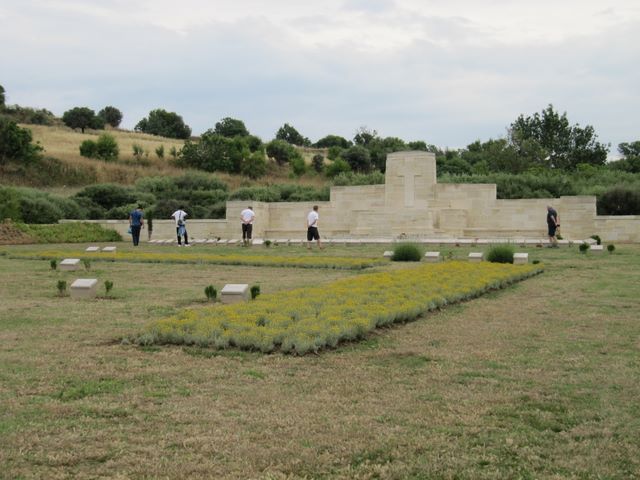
[1,0,639,155]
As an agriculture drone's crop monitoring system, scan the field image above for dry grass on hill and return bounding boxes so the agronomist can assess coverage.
[17,124,330,190]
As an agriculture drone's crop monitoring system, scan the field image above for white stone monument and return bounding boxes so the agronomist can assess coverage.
[70,278,98,299]
[468,252,483,263]
[590,245,604,254]
[221,284,250,304]
[59,258,81,271]
[424,251,442,263]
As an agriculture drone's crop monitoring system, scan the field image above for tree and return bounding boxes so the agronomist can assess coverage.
[312,154,325,173]
[265,139,298,166]
[62,107,103,133]
[275,123,310,146]
[610,141,640,173]
[98,106,123,128]
[314,134,351,149]
[179,130,262,175]
[509,104,609,170]
[342,145,372,173]
[135,109,191,139]
[0,117,42,165]
[214,117,249,138]
[0,84,5,109]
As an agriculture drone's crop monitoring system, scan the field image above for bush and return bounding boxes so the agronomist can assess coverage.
[312,154,324,173]
[50,259,57,270]
[250,285,261,299]
[607,244,615,254]
[325,159,351,178]
[486,245,515,264]
[597,186,640,215]
[79,139,98,158]
[391,243,423,262]
[104,280,114,296]
[579,243,589,253]
[56,280,67,297]
[19,196,63,223]
[0,187,22,221]
[0,117,42,165]
[590,235,602,245]
[290,155,307,176]
[204,285,217,301]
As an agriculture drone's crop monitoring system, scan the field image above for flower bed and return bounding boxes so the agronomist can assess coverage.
[137,261,543,354]
[5,249,384,270]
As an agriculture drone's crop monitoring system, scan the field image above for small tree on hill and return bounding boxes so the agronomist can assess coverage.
[275,123,310,146]
[135,109,191,139]
[265,139,298,166]
[0,84,5,110]
[62,107,103,133]
[0,117,42,165]
[214,117,249,138]
[98,106,123,128]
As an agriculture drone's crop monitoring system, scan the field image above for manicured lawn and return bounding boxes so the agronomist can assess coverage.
[0,242,638,478]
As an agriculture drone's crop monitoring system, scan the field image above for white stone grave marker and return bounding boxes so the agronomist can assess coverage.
[70,278,98,299]
[59,258,81,271]
[468,252,483,263]
[102,246,117,253]
[424,251,441,263]
[513,253,529,265]
[85,246,100,252]
[590,245,604,254]
[221,284,249,304]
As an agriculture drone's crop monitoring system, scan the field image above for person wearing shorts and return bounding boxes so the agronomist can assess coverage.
[306,205,323,250]
[547,205,559,247]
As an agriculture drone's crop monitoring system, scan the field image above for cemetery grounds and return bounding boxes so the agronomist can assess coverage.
[0,242,639,479]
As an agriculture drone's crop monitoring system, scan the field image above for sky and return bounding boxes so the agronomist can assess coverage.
[1,0,639,156]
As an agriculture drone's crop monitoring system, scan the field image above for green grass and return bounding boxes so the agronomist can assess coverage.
[0,242,639,478]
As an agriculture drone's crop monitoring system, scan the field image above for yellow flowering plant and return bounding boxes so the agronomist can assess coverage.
[137,261,543,354]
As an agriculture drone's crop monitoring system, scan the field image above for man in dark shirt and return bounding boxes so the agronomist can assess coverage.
[547,205,559,247]
[129,205,144,246]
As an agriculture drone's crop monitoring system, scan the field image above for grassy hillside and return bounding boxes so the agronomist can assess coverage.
[1,124,329,191]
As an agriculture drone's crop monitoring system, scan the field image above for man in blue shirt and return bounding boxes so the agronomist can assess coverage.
[129,205,144,246]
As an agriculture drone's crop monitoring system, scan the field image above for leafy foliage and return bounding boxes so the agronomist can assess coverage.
[392,243,423,262]
[597,187,640,215]
[98,106,123,128]
[265,139,299,166]
[486,245,515,264]
[214,117,249,137]
[0,118,42,165]
[78,133,119,161]
[275,123,310,146]
[314,134,351,149]
[135,109,191,139]
[62,107,103,133]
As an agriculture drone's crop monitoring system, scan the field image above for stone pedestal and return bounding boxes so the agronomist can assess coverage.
[85,246,100,252]
[221,284,250,304]
[70,278,98,299]
[60,258,81,271]
[513,253,529,265]
[102,246,117,253]
[424,251,442,263]
[590,245,604,254]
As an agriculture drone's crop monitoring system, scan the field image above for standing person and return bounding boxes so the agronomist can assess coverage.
[171,206,190,246]
[128,205,144,246]
[306,205,323,250]
[547,205,560,247]
[240,206,255,246]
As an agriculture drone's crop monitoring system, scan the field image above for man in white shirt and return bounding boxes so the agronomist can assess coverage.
[171,206,190,246]
[240,206,255,246]
[306,205,323,250]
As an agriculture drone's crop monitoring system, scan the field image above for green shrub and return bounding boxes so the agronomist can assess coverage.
[56,280,67,297]
[607,244,615,254]
[19,196,63,223]
[15,222,122,243]
[579,243,589,253]
[392,243,423,262]
[597,186,640,215]
[204,285,217,301]
[50,259,57,270]
[486,245,515,263]
[250,285,261,299]
[83,259,91,270]
[590,235,602,245]
[0,187,22,221]
[79,139,98,158]
[78,134,119,161]
[104,280,114,296]
[264,240,272,248]
[155,145,164,159]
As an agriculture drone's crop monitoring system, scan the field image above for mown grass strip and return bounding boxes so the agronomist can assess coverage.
[136,261,543,354]
[4,249,384,270]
